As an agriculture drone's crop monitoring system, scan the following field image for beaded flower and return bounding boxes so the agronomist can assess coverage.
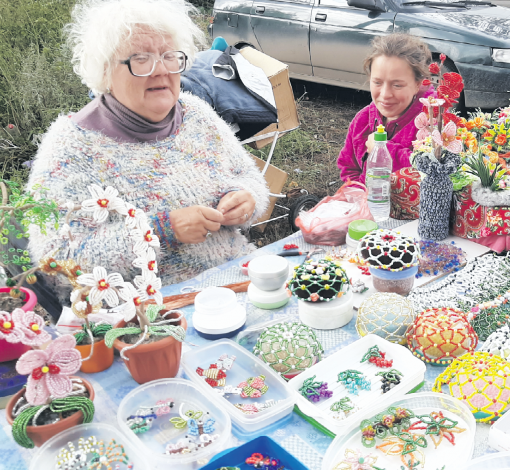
[77,266,124,307]
[333,449,380,470]
[81,184,127,224]
[0,309,51,346]
[15,334,81,406]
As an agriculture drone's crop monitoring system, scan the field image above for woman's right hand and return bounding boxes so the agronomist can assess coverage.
[168,206,223,244]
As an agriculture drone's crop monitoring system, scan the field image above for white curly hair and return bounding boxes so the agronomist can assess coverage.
[65,0,205,95]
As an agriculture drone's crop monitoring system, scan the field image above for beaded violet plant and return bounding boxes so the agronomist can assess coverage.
[357,229,421,272]
[10,333,94,448]
[43,184,186,359]
[433,351,510,422]
[406,308,478,366]
[0,308,51,347]
[287,257,349,302]
[253,322,324,381]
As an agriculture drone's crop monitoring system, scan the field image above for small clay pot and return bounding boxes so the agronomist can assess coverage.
[6,376,95,448]
[113,310,187,384]
[76,337,114,374]
[0,287,38,363]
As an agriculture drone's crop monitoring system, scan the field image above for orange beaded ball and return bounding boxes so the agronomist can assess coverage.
[406,307,478,365]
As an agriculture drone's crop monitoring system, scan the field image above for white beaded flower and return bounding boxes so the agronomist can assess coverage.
[118,282,149,321]
[132,247,158,274]
[81,185,127,224]
[125,203,148,230]
[77,266,124,307]
[130,222,160,255]
[134,271,163,306]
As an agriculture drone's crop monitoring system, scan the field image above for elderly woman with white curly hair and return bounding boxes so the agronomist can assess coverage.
[27,0,269,304]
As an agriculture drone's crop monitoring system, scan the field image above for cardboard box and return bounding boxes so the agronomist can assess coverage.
[251,155,288,232]
[240,47,299,149]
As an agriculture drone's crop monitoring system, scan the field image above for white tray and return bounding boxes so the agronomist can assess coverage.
[287,334,426,435]
[322,392,476,470]
[489,408,510,451]
[462,451,510,470]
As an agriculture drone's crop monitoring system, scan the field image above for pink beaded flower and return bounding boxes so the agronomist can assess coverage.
[16,334,82,406]
[155,398,174,416]
[0,309,50,347]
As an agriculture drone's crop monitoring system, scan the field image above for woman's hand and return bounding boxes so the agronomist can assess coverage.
[169,206,223,244]
[366,133,375,154]
[217,190,256,226]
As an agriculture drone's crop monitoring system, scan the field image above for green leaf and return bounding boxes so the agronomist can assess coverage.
[104,326,141,348]
[146,304,165,323]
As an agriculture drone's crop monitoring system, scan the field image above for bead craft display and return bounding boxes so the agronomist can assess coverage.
[406,308,478,365]
[481,325,510,360]
[338,370,372,395]
[433,351,510,422]
[196,354,237,388]
[298,375,333,402]
[356,293,416,345]
[246,452,284,470]
[332,448,380,470]
[469,305,510,342]
[361,346,393,368]
[237,375,269,398]
[253,322,324,380]
[357,229,421,272]
[287,258,349,302]
[416,240,465,278]
[377,370,403,393]
[126,399,174,434]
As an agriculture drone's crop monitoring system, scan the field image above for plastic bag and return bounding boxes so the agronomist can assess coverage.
[295,180,375,246]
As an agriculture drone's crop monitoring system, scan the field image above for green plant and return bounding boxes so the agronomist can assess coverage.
[74,322,113,345]
[464,149,507,191]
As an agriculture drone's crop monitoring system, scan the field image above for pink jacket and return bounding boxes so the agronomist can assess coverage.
[337,85,435,184]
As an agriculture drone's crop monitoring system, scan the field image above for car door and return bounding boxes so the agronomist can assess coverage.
[250,0,313,76]
[310,0,396,88]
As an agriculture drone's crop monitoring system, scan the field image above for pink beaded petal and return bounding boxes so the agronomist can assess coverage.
[45,335,77,362]
[0,311,25,343]
[46,373,73,398]
[50,348,81,375]
[21,328,52,347]
[15,349,48,375]
[15,310,51,347]
[25,374,51,406]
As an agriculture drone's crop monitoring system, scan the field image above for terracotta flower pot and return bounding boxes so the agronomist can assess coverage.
[113,310,187,384]
[76,337,114,374]
[0,287,38,363]
[6,376,95,448]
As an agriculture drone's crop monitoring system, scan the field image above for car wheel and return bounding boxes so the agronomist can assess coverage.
[440,58,465,114]
[288,194,321,232]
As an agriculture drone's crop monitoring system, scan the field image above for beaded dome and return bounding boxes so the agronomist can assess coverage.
[287,258,349,302]
[357,229,421,272]
[253,322,323,381]
[433,351,510,422]
[407,308,478,365]
[356,293,416,345]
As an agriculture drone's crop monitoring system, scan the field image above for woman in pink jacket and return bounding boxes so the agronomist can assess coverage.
[337,33,435,184]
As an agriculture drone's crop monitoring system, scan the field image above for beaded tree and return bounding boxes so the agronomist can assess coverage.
[287,258,349,302]
[406,308,478,365]
[253,322,324,381]
[433,351,510,422]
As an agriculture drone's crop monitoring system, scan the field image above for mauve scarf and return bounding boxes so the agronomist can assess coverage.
[72,93,182,143]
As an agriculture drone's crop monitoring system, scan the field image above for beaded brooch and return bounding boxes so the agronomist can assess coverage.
[298,375,333,402]
[338,370,371,395]
[361,346,393,368]
[196,354,236,388]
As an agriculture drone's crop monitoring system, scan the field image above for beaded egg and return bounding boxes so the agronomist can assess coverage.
[407,308,478,365]
[287,258,349,302]
[433,351,510,422]
[356,293,416,345]
[253,322,323,381]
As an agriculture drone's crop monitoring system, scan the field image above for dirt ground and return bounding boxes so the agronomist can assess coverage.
[248,80,372,247]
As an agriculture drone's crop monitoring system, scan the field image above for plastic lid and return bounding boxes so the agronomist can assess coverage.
[348,219,378,240]
[248,255,289,279]
[374,124,387,142]
[193,304,246,334]
[195,287,237,315]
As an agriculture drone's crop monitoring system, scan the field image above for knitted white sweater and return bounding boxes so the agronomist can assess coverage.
[27,92,269,304]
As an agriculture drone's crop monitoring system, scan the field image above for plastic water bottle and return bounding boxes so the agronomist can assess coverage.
[366,124,392,222]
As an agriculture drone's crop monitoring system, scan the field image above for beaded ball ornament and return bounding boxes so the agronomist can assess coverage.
[406,308,478,365]
[356,293,416,345]
[287,258,349,302]
[357,229,421,272]
[253,322,323,381]
[433,351,510,422]
[481,325,510,360]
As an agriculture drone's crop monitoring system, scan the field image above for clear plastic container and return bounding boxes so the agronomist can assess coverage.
[117,378,232,469]
[287,334,426,436]
[322,392,476,470]
[181,339,295,437]
[298,289,354,330]
[489,406,510,451]
[370,265,418,295]
[248,255,289,291]
[30,423,149,470]
[462,451,510,470]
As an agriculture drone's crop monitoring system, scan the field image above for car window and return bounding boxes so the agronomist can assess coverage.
[319,0,350,7]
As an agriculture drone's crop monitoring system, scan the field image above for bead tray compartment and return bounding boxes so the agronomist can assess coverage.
[461,451,510,470]
[181,339,295,436]
[116,378,231,470]
[322,393,476,470]
[489,406,510,451]
[30,423,149,470]
[287,334,426,435]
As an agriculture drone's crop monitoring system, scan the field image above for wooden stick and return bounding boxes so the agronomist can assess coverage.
[147,280,251,310]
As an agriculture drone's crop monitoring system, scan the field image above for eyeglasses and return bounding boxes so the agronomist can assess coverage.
[120,51,188,77]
